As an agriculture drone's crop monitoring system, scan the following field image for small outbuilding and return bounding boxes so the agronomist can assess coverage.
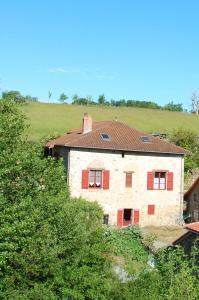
[173,222,199,259]
[184,174,199,222]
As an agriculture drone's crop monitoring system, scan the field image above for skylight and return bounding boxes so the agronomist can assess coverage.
[140,136,152,143]
[100,133,111,141]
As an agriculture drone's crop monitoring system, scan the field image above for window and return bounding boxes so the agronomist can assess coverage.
[153,172,166,190]
[148,205,155,215]
[88,170,102,188]
[147,171,173,191]
[103,214,109,224]
[125,172,132,188]
[100,133,111,141]
[82,169,110,189]
[140,136,152,143]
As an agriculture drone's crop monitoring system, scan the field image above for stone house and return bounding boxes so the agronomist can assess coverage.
[184,176,199,222]
[46,114,187,227]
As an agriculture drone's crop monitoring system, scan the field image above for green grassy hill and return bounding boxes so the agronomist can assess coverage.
[22,102,199,141]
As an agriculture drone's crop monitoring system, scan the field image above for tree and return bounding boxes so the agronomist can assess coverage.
[164,101,183,112]
[121,247,199,300]
[25,95,38,102]
[59,92,68,103]
[72,93,79,104]
[169,128,199,173]
[191,92,199,114]
[48,90,52,102]
[0,99,114,298]
[98,94,106,105]
[2,90,26,103]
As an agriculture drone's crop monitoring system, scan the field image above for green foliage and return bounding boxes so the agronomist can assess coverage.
[0,195,113,299]
[154,247,199,300]
[98,94,106,105]
[169,128,199,173]
[0,99,27,152]
[105,226,149,274]
[59,93,68,103]
[72,94,96,105]
[2,90,38,103]
[0,99,114,299]
[2,90,26,103]
[164,101,183,112]
[169,128,198,151]
[111,247,199,300]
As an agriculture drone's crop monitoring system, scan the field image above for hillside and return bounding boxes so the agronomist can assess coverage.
[22,102,199,141]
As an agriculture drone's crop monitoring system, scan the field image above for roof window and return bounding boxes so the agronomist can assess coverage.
[140,136,152,143]
[100,133,111,141]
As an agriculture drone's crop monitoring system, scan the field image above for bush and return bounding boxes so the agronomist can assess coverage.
[169,128,199,173]
[0,99,114,299]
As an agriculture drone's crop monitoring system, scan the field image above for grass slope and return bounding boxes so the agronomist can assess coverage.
[22,102,199,141]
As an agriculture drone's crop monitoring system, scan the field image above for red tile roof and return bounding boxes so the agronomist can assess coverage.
[46,120,187,155]
[185,222,199,233]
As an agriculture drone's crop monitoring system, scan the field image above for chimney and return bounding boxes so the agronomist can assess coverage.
[82,113,92,134]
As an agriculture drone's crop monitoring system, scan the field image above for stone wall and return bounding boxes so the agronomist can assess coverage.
[68,148,184,227]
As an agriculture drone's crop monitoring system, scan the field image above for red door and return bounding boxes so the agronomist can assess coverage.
[133,209,140,225]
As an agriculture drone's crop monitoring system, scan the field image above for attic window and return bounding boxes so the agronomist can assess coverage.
[100,133,111,141]
[140,136,152,143]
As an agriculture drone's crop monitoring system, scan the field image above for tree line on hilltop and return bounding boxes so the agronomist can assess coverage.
[67,93,184,112]
[1,89,184,112]
[5,89,199,114]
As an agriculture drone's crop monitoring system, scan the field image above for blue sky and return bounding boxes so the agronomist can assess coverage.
[0,0,199,108]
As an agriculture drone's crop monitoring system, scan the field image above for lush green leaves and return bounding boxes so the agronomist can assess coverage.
[169,128,199,173]
[106,226,149,274]
[0,99,114,299]
[59,93,68,103]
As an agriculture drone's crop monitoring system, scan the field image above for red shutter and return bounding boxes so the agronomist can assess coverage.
[117,209,123,226]
[167,172,173,191]
[82,170,89,189]
[148,205,155,215]
[103,170,110,189]
[134,209,139,224]
[125,172,132,187]
[147,172,154,190]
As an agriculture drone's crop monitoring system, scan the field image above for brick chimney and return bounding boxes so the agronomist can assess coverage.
[82,113,92,134]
